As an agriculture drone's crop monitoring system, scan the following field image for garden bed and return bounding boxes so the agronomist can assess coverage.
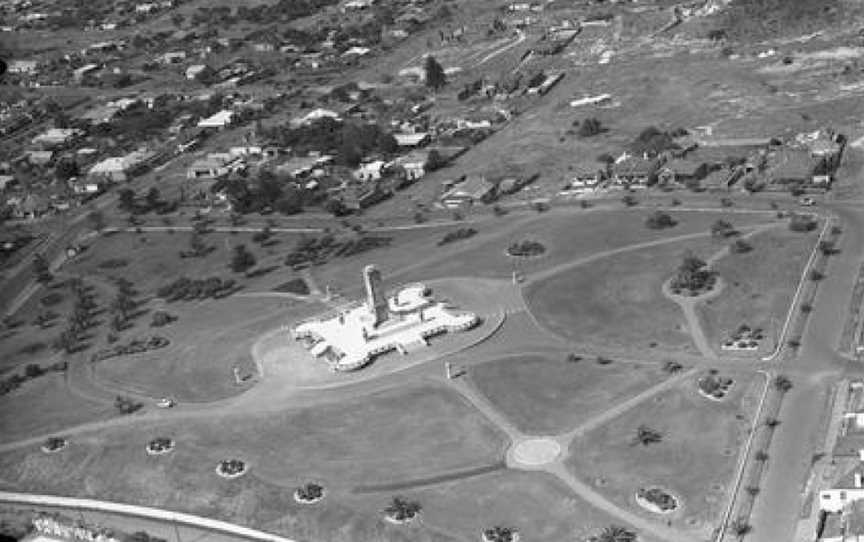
[145,437,175,456]
[697,373,735,401]
[635,486,680,514]
[215,459,247,479]
[293,483,325,504]
[40,437,67,454]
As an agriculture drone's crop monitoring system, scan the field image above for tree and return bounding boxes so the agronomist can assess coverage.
[324,198,350,217]
[578,117,604,138]
[730,518,752,536]
[230,244,256,273]
[482,526,518,542]
[632,425,663,446]
[621,194,638,207]
[424,55,447,91]
[425,149,446,171]
[54,159,79,180]
[773,375,793,393]
[645,211,677,229]
[711,219,737,238]
[145,187,162,211]
[88,210,106,232]
[590,525,637,542]
[384,497,421,522]
[730,239,752,254]
[33,253,53,283]
[118,188,137,212]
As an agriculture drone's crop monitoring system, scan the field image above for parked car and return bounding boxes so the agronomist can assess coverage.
[799,197,815,206]
[156,397,175,408]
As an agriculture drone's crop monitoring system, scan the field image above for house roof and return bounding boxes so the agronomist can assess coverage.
[613,156,656,177]
[394,133,429,147]
[571,162,604,177]
[88,150,154,174]
[663,159,705,176]
[443,175,494,200]
[770,150,815,181]
[197,110,234,128]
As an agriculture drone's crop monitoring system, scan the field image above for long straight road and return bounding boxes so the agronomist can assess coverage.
[750,203,864,542]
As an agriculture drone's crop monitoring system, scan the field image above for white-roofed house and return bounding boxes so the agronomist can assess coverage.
[88,150,154,183]
[354,160,386,182]
[197,110,235,129]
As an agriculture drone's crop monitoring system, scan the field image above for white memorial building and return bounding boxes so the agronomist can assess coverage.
[292,265,479,371]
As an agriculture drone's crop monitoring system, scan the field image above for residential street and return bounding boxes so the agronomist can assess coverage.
[750,203,864,542]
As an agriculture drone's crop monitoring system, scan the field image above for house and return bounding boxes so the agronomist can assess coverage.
[612,156,658,186]
[73,64,99,82]
[441,175,496,207]
[135,2,158,14]
[186,153,240,179]
[9,194,50,219]
[341,46,370,59]
[68,178,102,195]
[657,159,708,186]
[819,499,864,541]
[8,60,38,74]
[26,150,54,165]
[341,182,389,210]
[277,155,332,178]
[88,150,154,183]
[186,64,209,80]
[342,0,375,11]
[197,110,234,129]
[390,150,429,183]
[32,128,83,148]
[157,51,186,64]
[354,160,386,182]
[769,149,818,185]
[570,163,605,190]
[703,167,742,191]
[0,175,17,192]
[290,108,340,127]
[394,132,430,148]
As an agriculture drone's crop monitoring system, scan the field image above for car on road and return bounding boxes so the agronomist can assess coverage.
[799,197,816,206]
[155,397,175,408]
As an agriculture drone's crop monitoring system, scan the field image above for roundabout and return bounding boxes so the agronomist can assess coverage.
[507,438,562,468]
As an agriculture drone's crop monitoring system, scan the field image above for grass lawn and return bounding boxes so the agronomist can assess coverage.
[565,369,761,538]
[404,209,773,285]
[0,385,504,542]
[0,373,116,442]
[524,237,720,357]
[697,225,821,354]
[469,355,669,434]
[356,469,650,542]
[92,296,323,402]
[65,230,300,297]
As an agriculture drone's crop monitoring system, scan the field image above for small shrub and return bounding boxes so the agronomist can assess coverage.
[150,311,177,327]
[645,211,677,229]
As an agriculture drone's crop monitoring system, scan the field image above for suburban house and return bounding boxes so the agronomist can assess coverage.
[570,163,605,190]
[186,153,242,180]
[276,155,332,178]
[197,110,235,129]
[25,150,54,165]
[819,499,864,541]
[612,156,658,186]
[290,108,341,127]
[354,160,387,182]
[186,64,209,80]
[8,60,38,74]
[32,128,83,148]
[703,167,743,191]
[73,63,100,82]
[340,182,389,210]
[769,149,818,185]
[394,132,430,148]
[657,159,709,186]
[390,150,429,183]
[440,175,497,207]
[87,150,155,183]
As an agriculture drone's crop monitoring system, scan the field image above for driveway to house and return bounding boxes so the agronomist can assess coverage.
[750,202,864,542]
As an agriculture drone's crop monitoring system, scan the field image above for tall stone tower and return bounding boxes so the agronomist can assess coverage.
[363,265,389,327]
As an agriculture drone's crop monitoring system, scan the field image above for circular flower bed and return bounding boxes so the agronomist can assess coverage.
[697,374,735,401]
[383,497,421,524]
[506,240,545,258]
[482,526,520,542]
[215,459,248,479]
[293,483,325,504]
[145,437,175,456]
[41,437,67,454]
[635,487,680,514]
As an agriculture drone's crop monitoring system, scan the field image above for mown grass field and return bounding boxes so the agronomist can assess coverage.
[469,355,669,434]
[565,370,761,539]
[697,224,821,353]
[525,237,720,358]
[0,384,505,541]
[0,373,116,442]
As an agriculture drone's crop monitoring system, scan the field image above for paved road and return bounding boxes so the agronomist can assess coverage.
[750,203,864,542]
